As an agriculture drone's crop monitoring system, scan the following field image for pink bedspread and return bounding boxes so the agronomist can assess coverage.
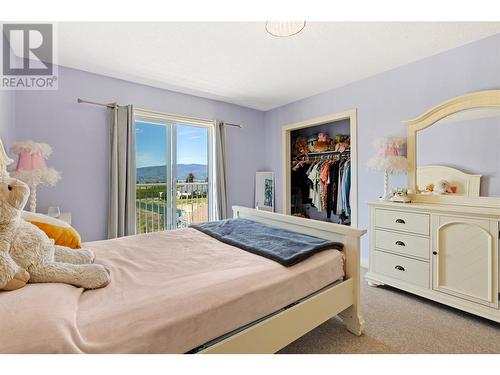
[0,228,344,353]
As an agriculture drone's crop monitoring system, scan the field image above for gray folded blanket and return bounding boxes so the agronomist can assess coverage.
[191,218,343,267]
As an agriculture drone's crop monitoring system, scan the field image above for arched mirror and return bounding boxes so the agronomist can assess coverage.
[406,90,500,206]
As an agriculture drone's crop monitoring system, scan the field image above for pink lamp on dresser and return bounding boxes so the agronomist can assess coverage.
[367,137,408,200]
[10,141,61,212]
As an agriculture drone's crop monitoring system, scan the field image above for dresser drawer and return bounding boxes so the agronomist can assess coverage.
[374,250,429,288]
[375,209,429,235]
[375,230,430,260]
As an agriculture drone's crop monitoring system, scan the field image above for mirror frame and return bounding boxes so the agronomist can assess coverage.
[405,90,500,208]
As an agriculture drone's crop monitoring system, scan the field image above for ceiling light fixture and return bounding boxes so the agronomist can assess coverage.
[265,21,306,37]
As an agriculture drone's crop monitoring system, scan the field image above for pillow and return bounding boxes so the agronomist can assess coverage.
[21,211,82,249]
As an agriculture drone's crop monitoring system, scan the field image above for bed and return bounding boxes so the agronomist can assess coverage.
[0,206,366,354]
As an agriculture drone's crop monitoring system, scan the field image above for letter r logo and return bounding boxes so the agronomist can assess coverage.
[2,24,53,76]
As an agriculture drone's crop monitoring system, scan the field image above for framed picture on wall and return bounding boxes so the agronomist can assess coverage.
[255,171,274,212]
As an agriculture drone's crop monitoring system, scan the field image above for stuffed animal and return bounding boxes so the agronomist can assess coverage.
[435,179,452,194]
[307,135,318,152]
[294,136,309,157]
[331,134,350,152]
[318,132,329,143]
[334,134,350,144]
[312,132,331,152]
[0,176,111,291]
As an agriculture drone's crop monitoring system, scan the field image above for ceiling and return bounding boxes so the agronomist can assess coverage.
[57,22,500,111]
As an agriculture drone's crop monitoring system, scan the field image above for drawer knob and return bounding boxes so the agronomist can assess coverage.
[433,251,438,255]
[395,265,405,271]
[395,219,406,224]
[395,241,405,247]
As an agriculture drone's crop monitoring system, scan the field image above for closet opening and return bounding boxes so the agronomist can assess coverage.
[282,110,358,227]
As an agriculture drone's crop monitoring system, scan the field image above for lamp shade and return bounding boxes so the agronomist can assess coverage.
[15,148,49,171]
[367,137,408,174]
[10,141,61,186]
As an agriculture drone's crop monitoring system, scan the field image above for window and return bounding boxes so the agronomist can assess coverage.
[134,110,214,233]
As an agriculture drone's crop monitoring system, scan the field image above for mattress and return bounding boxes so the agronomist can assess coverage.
[0,228,344,353]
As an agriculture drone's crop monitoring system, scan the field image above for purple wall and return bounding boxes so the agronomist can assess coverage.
[11,66,265,241]
[0,91,15,148]
[263,33,500,262]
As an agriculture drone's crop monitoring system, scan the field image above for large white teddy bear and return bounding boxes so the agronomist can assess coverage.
[0,175,111,291]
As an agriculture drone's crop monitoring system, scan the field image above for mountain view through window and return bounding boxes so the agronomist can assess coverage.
[135,121,210,233]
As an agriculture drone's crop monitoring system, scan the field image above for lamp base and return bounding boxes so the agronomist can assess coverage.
[378,170,392,201]
[29,184,37,213]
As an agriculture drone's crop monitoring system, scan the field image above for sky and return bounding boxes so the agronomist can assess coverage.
[135,121,208,168]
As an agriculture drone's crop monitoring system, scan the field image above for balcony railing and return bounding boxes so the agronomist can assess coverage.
[136,182,209,234]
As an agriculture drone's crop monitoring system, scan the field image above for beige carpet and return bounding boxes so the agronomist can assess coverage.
[279,269,500,354]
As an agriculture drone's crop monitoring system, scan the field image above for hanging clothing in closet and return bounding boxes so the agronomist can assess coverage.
[290,119,353,225]
[291,155,351,225]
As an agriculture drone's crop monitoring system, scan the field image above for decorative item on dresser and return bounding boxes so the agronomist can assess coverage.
[10,141,61,212]
[366,90,500,323]
[367,137,409,201]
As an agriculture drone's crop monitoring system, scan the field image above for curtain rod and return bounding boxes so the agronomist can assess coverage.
[77,98,243,128]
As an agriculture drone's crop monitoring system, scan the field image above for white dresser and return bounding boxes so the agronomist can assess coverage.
[366,201,500,322]
[365,90,500,322]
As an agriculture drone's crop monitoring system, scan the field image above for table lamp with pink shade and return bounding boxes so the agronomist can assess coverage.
[367,137,408,201]
[10,141,61,212]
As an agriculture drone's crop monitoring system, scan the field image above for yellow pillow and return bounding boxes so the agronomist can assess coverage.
[21,211,82,249]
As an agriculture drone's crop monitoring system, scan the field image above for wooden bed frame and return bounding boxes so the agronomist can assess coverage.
[199,206,367,354]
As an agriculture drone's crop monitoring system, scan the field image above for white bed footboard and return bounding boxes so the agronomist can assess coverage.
[199,206,367,353]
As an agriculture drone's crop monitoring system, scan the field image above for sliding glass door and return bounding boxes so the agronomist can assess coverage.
[135,120,173,233]
[135,111,213,233]
[175,124,210,227]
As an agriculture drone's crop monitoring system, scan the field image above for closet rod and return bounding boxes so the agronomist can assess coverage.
[293,151,350,162]
[76,98,243,128]
[306,150,350,156]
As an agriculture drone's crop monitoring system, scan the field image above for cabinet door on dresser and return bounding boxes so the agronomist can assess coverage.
[432,215,499,308]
